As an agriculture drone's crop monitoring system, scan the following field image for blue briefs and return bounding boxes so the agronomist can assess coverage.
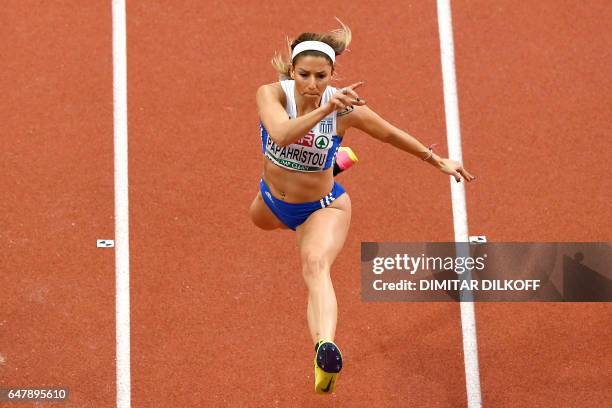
[259,178,346,231]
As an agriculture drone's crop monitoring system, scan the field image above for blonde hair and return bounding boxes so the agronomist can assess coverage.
[271,18,352,80]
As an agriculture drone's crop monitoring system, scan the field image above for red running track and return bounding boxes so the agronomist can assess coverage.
[1,1,610,407]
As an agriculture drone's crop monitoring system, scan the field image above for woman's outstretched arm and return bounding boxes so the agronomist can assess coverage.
[347,105,475,182]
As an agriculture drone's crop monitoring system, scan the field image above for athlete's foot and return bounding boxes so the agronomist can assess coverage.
[313,340,343,394]
[333,146,358,176]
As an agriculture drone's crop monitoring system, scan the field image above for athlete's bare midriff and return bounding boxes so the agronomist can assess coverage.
[262,156,335,203]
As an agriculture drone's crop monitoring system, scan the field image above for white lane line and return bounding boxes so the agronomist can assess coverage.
[436,1,483,407]
[112,1,131,407]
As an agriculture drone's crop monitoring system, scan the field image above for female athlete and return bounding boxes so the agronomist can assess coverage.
[248,20,475,394]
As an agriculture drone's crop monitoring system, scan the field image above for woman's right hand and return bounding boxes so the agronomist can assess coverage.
[325,81,367,113]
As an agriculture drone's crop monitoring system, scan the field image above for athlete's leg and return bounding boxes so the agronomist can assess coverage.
[248,192,288,230]
[296,194,351,344]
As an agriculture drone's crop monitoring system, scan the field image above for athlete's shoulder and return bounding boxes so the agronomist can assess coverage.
[257,81,292,126]
[256,82,287,110]
[256,82,286,106]
[257,82,282,95]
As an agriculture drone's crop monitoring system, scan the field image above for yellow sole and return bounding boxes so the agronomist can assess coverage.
[338,146,358,163]
[314,364,338,394]
[313,341,343,394]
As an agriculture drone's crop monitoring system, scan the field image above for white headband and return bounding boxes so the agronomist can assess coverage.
[291,41,336,64]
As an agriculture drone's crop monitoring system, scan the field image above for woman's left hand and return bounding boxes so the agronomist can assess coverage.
[437,158,476,182]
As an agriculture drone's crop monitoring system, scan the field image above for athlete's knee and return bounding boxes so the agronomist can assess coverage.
[249,200,281,230]
[249,209,275,230]
[301,252,329,280]
[248,201,260,226]
[250,216,268,230]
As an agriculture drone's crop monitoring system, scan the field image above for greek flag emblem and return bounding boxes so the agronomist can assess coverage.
[319,119,333,134]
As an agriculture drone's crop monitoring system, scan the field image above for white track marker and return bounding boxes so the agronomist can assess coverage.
[97,239,115,248]
[436,1,483,407]
[112,1,131,407]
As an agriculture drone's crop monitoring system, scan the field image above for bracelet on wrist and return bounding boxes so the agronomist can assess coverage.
[422,143,438,161]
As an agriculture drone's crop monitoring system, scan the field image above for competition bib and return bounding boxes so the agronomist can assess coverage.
[259,80,341,172]
[261,117,340,172]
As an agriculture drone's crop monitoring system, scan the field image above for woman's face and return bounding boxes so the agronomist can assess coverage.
[290,55,334,100]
